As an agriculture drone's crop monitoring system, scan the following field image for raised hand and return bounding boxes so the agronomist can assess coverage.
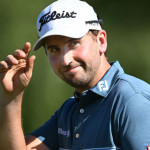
[0,42,36,99]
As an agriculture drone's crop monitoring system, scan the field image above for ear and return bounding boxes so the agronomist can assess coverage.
[97,30,107,53]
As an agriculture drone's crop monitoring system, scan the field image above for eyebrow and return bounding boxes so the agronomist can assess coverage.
[67,38,81,43]
[45,37,82,49]
[46,45,58,50]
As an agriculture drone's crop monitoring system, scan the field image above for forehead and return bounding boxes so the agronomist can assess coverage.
[44,35,71,45]
[44,32,94,46]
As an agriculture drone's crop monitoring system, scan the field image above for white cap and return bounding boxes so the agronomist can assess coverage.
[33,0,102,51]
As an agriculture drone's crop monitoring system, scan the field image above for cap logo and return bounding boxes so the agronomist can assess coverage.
[39,10,77,32]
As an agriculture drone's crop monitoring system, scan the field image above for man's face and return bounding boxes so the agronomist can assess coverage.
[44,32,103,92]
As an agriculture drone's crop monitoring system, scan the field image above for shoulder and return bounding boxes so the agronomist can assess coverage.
[112,73,150,101]
[111,74,150,145]
[110,73,150,119]
[119,73,150,93]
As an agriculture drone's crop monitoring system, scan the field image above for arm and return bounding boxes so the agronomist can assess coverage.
[0,42,49,150]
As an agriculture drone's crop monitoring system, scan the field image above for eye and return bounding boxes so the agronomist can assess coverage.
[70,40,79,47]
[46,46,60,54]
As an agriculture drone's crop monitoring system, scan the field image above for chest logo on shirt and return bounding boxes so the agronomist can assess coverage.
[147,146,150,150]
[58,128,70,138]
[98,80,109,92]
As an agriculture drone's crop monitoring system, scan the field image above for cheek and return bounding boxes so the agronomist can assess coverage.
[76,46,89,59]
[74,44,95,60]
[48,56,60,73]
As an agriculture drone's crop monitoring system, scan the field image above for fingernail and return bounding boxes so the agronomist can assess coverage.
[20,53,26,57]
[13,60,18,64]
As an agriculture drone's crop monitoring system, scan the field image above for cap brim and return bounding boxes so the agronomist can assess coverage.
[33,27,89,51]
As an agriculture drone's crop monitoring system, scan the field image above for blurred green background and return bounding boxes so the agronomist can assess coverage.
[0,0,150,134]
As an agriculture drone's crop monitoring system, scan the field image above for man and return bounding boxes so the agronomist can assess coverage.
[0,0,150,150]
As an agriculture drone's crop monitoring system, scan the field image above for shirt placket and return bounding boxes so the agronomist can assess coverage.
[71,92,89,148]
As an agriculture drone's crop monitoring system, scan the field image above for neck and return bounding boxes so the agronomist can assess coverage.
[76,56,111,94]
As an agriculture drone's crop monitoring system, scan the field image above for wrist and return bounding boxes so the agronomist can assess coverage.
[0,90,24,107]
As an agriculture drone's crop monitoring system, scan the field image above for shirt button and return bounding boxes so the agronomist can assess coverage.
[80,109,84,113]
[75,133,80,138]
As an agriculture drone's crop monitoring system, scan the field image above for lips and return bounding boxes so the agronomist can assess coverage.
[64,65,81,73]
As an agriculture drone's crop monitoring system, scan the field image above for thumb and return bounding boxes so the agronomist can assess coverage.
[25,55,36,80]
[23,42,31,55]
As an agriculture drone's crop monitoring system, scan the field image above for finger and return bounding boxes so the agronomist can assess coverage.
[6,55,19,65]
[13,49,26,59]
[11,59,27,71]
[2,59,27,84]
[0,61,9,72]
[25,55,36,79]
[22,42,31,56]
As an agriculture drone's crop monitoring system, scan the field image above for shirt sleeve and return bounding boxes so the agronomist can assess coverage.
[118,93,150,150]
[30,113,59,150]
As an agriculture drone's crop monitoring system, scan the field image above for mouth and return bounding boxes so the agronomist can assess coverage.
[64,65,81,73]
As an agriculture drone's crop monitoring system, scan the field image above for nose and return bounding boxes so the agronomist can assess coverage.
[61,47,73,66]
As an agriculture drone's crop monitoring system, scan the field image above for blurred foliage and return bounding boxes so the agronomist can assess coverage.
[0,0,150,134]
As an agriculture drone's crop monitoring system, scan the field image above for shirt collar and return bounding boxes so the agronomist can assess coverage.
[90,61,124,97]
[74,61,124,101]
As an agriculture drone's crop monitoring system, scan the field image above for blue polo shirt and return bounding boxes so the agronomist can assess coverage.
[31,61,150,150]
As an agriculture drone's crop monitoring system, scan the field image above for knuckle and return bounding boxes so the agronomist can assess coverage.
[14,49,21,54]
[0,60,5,64]
[7,54,13,58]
[0,61,4,66]
[6,55,17,63]
[14,49,25,57]
[6,55,12,60]
[0,61,7,69]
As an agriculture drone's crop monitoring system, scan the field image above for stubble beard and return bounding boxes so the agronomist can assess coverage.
[59,61,99,90]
